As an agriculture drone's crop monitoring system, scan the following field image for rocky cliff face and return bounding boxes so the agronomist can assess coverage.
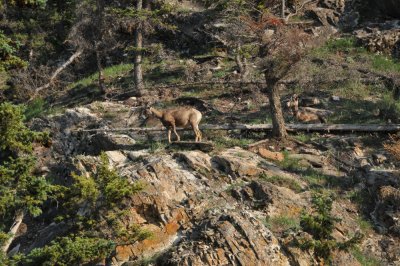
[19,102,399,265]
[372,0,400,18]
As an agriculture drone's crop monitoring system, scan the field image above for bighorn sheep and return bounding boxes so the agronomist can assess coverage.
[145,106,202,143]
[288,94,326,123]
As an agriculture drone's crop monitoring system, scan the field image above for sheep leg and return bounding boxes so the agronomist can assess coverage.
[194,124,202,142]
[168,129,172,143]
[191,123,199,142]
[173,125,180,142]
[197,128,202,142]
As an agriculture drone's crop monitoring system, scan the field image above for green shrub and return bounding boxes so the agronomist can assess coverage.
[0,102,56,259]
[0,31,28,71]
[325,37,357,52]
[297,192,363,264]
[22,236,115,266]
[71,173,99,206]
[351,247,381,266]
[97,152,144,204]
[279,152,304,172]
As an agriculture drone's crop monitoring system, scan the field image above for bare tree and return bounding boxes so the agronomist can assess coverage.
[134,0,145,95]
[262,27,311,138]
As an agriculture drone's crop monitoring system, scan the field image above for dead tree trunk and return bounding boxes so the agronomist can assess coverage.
[32,49,83,99]
[1,210,24,254]
[134,0,144,96]
[266,81,288,139]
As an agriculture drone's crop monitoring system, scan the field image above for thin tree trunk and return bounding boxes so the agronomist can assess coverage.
[1,210,24,254]
[95,0,105,94]
[134,0,144,96]
[267,82,288,139]
[281,0,286,20]
[1,0,7,19]
[95,44,105,94]
[235,44,249,82]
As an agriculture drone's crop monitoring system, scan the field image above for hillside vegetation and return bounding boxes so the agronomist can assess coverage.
[0,0,400,265]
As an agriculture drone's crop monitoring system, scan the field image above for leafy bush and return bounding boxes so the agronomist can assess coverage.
[22,236,115,266]
[297,193,363,264]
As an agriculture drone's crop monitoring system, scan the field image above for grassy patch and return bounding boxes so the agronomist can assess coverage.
[212,69,229,78]
[293,133,312,143]
[149,140,167,153]
[332,80,373,100]
[371,55,400,73]
[205,130,254,150]
[356,217,374,233]
[301,168,340,189]
[259,173,303,193]
[278,153,340,189]
[213,136,254,150]
[311,37,361,58]
[352,247,381,266]
[377,94,400,123]
[24,98,46,120]
[264,215,300,232]
[68,63,133,90]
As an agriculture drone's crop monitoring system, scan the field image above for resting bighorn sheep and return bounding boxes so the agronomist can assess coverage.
[288,94,326,123]
[145,106,202,143]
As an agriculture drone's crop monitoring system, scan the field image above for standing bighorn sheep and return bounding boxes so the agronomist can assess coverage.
[288,94,326,123]
[145,106,202,143]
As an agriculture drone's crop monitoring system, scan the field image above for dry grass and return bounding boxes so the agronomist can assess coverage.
[384,135,400,161]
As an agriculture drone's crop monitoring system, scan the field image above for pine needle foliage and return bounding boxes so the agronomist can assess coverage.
[297,192,363,264]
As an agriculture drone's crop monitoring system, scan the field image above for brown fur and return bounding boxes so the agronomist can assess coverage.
[289,95,326,123]
[146,106,202,143]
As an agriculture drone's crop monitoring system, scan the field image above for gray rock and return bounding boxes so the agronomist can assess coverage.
[373,154,388,165]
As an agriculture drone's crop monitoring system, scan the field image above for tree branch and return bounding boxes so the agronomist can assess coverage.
[1,210,24,254]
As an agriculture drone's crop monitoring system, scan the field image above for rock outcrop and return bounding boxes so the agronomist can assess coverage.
[20,102,400,265]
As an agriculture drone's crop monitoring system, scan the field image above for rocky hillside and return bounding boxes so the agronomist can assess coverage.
[1,0,400,265]
[12,100,396,265]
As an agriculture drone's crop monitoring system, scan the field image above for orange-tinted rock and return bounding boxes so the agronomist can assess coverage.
[258,148,284,162]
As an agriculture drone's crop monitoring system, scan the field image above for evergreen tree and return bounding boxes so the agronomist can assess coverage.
[0,102,54,256]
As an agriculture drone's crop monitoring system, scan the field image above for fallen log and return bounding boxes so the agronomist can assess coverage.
[76,123,400,133]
